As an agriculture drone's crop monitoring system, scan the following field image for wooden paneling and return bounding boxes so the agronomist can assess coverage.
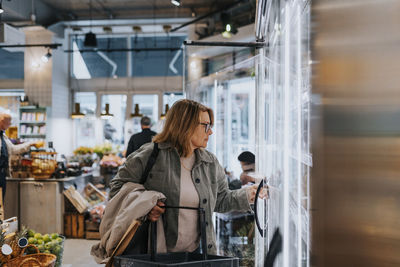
[19,181,63,234]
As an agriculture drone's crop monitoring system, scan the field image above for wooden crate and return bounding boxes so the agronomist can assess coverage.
[63,186,89,213]
[64,213,85,238]
[85,220,100,240]
[86,231,101,240]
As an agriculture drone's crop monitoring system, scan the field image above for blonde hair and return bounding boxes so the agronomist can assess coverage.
[0,113,11,121]
[153,99,214,157]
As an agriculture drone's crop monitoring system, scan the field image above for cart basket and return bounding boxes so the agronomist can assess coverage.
[114,252,239,267]
[114,206,239,267]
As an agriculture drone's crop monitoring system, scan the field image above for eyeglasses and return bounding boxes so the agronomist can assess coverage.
[199,123,213,133]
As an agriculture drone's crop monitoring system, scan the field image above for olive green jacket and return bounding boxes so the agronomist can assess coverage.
[109,142,251,255]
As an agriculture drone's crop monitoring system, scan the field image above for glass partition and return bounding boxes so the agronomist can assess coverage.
[101,94,127,149]
[131,36,185,77]
[132,94,158,124]
[124,94,159,147]
[255,0,311,266]
[185,1,311,266]
[186,56,257,265]
[187,57,257,178]
[0,48,24,79]
[72,37,128,79]
[73,92,97,148]
[163,92,184,108]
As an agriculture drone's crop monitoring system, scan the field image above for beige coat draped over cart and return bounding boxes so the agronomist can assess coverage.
[90,182,166,264]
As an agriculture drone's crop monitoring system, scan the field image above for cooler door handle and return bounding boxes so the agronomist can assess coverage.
[254,179,265,237]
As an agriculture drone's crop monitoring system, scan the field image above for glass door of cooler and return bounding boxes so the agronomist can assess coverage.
[254,0,311,266]
[186,57,258,266]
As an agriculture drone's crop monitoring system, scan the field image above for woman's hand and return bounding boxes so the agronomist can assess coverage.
[246,184,269,203]
[32,141,45,148]
[147,200,166,222]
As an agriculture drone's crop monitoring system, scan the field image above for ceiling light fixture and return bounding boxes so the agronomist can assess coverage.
[71,103,85,119]
[160,104,170,119]
[163,25,172,33]
[84,31,97,47]
[221,12,237,38]
[131,104,143,118]
[84,0,97,47]
[0,0,4,14]
[103,26,112,33]
[222,23,238,39]
[100,103,114,120]
[133,26,142,33]
[171,0,181,7]
[41,49,52,63]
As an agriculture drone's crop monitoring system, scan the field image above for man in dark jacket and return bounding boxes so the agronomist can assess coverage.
[126,116,157,158]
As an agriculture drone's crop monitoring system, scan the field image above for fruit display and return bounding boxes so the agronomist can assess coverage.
[27,229,64,267]
[10,155,32,178]
[0,231,11,264]
[100,154,124,167]
[0,226,59,266]
[93,142,113,159]
[73,146,94,155]
[9,226,28,258]
[31,151,57,179]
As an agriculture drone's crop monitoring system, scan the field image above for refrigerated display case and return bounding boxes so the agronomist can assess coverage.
[186,57,257,178]
[186,56,257,266]
[185,0,311,266]
[254,0,311,266]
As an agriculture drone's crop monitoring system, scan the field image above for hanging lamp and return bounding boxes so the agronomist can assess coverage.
[160,104,170,119]
[131,104,143,118]
[84,0,97,47]
[71,103,85,119]
[100,103,114,119]
[0,1,4,14]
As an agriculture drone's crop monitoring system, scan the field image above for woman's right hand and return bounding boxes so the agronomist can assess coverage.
[147,200,166,222]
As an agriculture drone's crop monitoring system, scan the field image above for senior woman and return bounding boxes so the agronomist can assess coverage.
[109,99,257,255]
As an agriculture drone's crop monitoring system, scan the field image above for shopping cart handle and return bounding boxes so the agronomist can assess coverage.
[150,221,157,261]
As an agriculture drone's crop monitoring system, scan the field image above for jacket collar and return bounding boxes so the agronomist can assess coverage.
[157,142,213,163]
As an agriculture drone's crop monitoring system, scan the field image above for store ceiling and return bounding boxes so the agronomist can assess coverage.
[39,0,236,20]
[1,0,255,39]
[2,0,247,25]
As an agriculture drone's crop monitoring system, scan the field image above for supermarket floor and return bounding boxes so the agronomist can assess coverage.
[62,239,103,266]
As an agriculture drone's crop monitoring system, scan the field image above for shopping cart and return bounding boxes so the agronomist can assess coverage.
[114,206,239,267]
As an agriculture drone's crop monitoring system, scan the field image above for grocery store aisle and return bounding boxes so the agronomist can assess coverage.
[62,239,103,266]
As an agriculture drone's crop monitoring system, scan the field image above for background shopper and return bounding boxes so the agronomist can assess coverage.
[0,113,41,198]
[125,116,157,158]
[238,151,258,185]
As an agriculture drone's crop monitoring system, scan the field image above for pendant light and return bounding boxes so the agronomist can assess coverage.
[71,103,85,119]
[160,104,170,119]
[84,0,97,47]
[0,0,4,14]
[100,103,114,120]
[84,32,97,47]
[171,0,181,7]
[131,104,143,118]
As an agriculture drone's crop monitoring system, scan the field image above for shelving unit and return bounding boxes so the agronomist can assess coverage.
[19,106,48,142]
